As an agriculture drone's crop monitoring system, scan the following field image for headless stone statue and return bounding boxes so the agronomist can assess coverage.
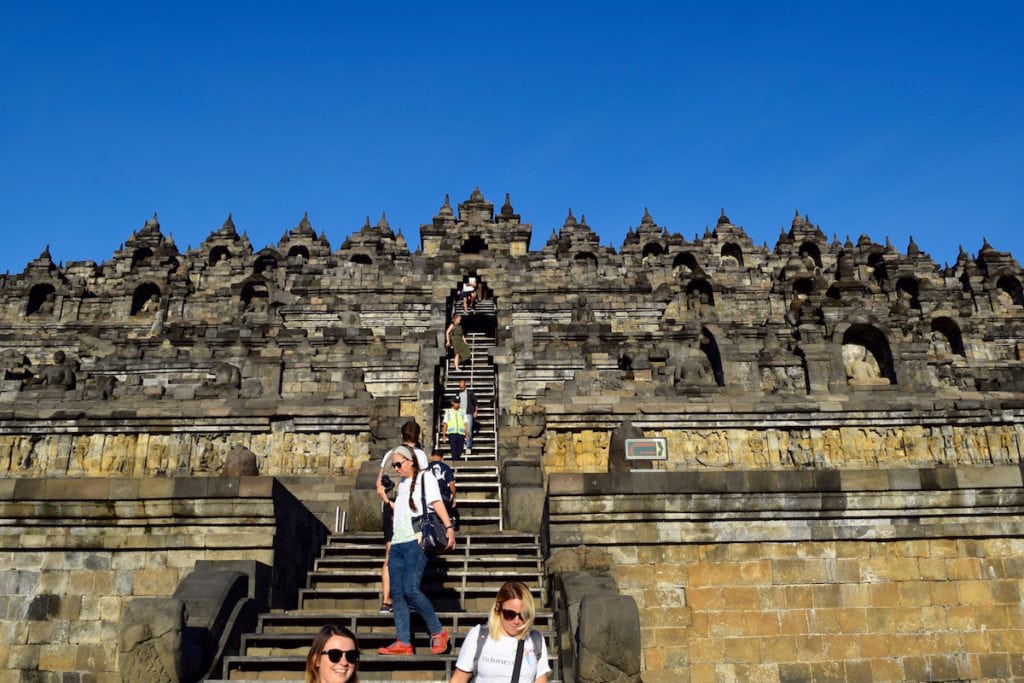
[36,293,56,316]
[208,362,241,389]
[844,345,890,386]
[673,335,712,388]
[26,350,76,389]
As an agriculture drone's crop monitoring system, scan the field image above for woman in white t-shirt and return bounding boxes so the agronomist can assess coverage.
[377,446,456,657]
[449,582,550,683]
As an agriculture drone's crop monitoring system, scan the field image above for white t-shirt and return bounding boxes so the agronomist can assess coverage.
[392,471,443,545]
[454,625,551,683]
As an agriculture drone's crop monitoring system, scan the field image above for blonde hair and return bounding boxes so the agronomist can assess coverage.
[486,581,536,640]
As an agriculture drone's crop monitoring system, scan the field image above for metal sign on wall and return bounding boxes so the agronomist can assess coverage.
[625,437,667,460]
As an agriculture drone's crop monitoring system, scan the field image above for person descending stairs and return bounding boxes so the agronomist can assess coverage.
[212,294,558,682]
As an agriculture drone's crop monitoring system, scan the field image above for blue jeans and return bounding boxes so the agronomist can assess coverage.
[388,540,442,642]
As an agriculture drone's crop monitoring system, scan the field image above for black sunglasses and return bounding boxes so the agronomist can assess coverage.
[499,607,526,622]
[322,648,360,664]
[392,460,406,470]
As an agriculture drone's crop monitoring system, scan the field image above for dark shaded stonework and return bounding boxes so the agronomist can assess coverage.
[0,190,1021,478]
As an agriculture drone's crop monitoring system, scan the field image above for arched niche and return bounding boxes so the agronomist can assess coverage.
[700,327,726,387]
[131,247,154,271]
[672,252,698,272]
[253,254,278,275]
[461,235,488,254]
[642,243,664,258]
[841,324,896,385]
[209,246,231,266]
[929,317,965,357]
[349,254,373,265]
[793,278,815,297]
[798,242,822,269]
[895,277,921,309]
[720,243,744,268]
[26,283,56,316]
[996,275,1024,306]
[287,245,309,263]
[573,252,598,267]
[241,281,270,310]
[130,282,162,316]
[686,279,715,308]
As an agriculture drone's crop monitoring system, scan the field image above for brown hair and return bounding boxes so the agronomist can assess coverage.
[400,419,421,445]
[305,622,359,683]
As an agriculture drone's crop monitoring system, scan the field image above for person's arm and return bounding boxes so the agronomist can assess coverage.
[449,669,472,683]
[375,465,390,506]
[445,323,453,347]
[441,411,449,442]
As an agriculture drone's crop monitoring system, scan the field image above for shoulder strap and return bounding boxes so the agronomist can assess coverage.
[418,469,428,515]
[509,638,526,683]
[529,629,542,659]
[471,623,488,674]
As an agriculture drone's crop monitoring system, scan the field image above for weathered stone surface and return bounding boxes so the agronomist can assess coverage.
[221,445,258,476]
[117,596,184,683]
[504,485,545,535]
[577,592,642,683]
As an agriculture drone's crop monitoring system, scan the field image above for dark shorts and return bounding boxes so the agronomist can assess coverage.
[382,503,394,544]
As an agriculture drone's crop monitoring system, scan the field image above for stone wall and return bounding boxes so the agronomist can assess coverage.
[0,476,326,682]
[548,467,1024,681]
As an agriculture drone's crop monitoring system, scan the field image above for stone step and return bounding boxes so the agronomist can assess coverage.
[301,569,544,593]
[314,554,542,574]
[251,610,555,636]
[298,582,535,613]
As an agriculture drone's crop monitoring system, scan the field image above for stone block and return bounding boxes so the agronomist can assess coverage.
[577,592,642,682]
[957,466,1022,489]
[504,486,545,535]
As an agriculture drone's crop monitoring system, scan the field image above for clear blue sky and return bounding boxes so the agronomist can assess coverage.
[2,1,1021,274]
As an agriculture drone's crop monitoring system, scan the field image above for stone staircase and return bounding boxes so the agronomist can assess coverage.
[211,299,559,681]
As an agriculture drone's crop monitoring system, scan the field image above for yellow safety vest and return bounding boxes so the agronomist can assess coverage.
[445,408,467,436]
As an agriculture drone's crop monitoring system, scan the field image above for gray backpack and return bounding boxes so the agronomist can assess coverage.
[470,624,543,682]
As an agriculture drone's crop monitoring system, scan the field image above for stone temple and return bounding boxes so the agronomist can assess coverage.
[2,188,1024,681]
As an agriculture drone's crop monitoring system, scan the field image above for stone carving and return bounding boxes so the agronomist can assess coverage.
[785,292,805,326]
[222,445,259,476]
[572,295,596,323]
[35,292,56,316]
[118,597,186,683]
[1,350,31,381]
[671,335,712,389]
[139,293,160,315]
[208,363,241,389]
[843,344,889,386]
[25,350,77,389]
[929,331,953,359]
[997,287,1016,311]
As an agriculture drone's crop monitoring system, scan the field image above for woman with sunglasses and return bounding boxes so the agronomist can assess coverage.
[377,445,456,656]
[449,582,550,683]
[305,623,359,683]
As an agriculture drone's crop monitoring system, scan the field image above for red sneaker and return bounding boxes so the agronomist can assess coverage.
[430,629,449,655]
[377,641,413,656]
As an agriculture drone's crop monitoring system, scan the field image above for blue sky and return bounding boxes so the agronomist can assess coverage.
[1,1,1021,274]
